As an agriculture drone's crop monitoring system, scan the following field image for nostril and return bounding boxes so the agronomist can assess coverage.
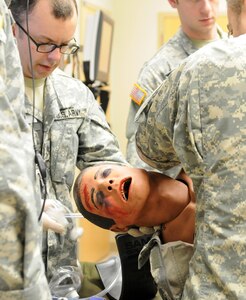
[108,186,112,191]
[109,180,113,184]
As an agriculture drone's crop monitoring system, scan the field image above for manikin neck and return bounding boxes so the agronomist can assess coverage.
[134,172,190,227]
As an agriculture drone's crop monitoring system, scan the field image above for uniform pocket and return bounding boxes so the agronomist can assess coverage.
[150,241,194,300]
[50,119,79,188]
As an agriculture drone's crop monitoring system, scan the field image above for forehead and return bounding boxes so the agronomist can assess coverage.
[83,164,140,179]
[27,0,77,41]
[83,165,123,179]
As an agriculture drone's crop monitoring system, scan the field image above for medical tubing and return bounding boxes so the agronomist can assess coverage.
[73,265,121,300]
[93,257,121,298]
[50,273,75,296]
[49,266,81,298]
[50,257,121,300]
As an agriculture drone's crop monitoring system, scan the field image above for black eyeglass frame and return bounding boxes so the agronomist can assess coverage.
[15,21,80,55]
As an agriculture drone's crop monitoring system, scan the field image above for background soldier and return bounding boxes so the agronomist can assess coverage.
[126,0,225,171]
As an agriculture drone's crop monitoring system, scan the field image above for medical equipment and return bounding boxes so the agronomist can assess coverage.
[49,266,82,298]
[64,213,84,219]
[23,0,48,221]
[50,256,121,300]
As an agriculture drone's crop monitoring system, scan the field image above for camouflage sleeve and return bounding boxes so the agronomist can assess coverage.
[135,67,184,172]
[76,87,128,169]
[0,2,51,299]
[126,59,170,169]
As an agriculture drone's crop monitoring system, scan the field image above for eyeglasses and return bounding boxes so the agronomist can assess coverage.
[16,21,80,55]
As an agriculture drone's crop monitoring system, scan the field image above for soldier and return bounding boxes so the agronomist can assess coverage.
[9,0,126,290]
[126,0,226,171]
[0,0,51,299]
[135,0,246,298]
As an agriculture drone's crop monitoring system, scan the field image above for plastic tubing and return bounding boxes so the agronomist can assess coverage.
[92,257,121,298]
[52,257,122,300]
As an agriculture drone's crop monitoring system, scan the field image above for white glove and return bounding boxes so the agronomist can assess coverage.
[42,199,69,234]
[127,226,161,237]
[42,199,84,240]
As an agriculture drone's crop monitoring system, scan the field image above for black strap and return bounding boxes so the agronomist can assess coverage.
[115,234,157,300]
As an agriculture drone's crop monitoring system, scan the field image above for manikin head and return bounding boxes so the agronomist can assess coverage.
[10,0,78,79]
[226,0,246,36]
[74,164,191,233]
[167,0,220,40]
[73,164,152,232]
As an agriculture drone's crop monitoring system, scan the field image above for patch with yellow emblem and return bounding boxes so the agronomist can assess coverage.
[130,83,147,106]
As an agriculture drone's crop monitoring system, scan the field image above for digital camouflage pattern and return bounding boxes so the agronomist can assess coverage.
[0,1,51,299]
[136,35,246,299]
[138,231,194,300]
[24,68,127,281]
[126,27,225,172]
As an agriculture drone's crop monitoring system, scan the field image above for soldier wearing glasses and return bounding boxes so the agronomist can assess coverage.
[9,0,126,289]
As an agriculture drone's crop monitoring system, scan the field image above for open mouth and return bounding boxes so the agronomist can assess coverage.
[120,178,132,201]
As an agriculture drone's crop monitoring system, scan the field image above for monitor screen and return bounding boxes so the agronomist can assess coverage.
[83,10,114,84]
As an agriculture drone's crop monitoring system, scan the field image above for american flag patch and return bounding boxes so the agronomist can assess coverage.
[130,83,147,106]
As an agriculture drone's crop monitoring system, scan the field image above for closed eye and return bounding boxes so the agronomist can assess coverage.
[102,168,111,178]
[96,191,106,207]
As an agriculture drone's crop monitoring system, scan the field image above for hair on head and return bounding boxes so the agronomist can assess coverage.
[227,0,244,14]
[73,169,116,230]
[9,0,78,23]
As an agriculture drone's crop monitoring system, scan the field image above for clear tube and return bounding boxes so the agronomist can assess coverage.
[93,257,121,298]
[51,256,122,300]
[49,266,82,298]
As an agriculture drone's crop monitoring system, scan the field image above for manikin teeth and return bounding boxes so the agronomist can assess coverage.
[121,178,132,200]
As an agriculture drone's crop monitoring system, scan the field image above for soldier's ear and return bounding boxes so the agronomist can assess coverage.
[109,224,129,233]
[168,0,178,9]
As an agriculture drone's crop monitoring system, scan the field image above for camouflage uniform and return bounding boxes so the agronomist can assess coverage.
[24,68,127,281]
[136,36,246,299]
[126,26,225,172]
[0,1,51,299]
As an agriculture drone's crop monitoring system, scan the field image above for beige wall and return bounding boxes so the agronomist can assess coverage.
[110,0,169,155]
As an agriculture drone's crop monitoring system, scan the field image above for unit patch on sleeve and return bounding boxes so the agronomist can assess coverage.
[130,83,147,106]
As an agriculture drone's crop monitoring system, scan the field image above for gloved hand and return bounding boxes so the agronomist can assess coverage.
[42,199,69,235]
